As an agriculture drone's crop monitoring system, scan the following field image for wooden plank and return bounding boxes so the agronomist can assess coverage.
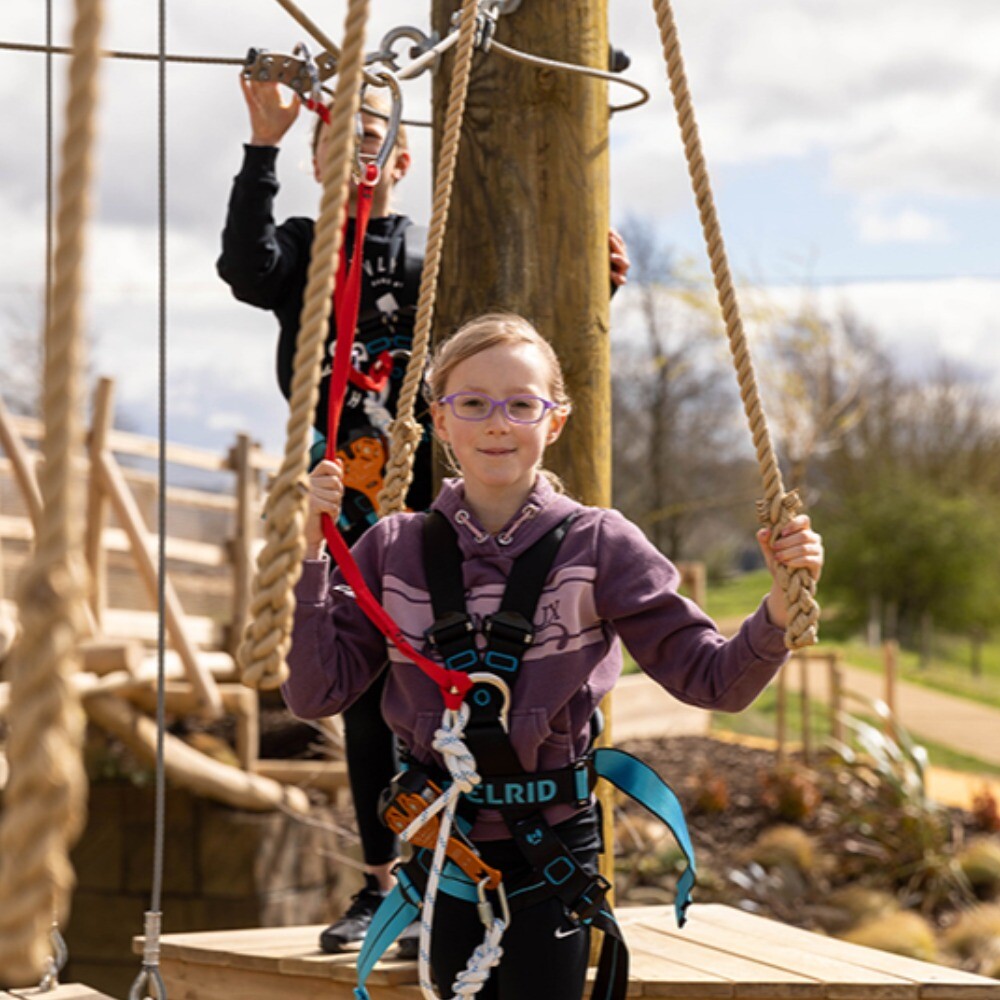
[252,759,350,792]
[102,606,224,649]
[97,447,223,717]
[7,986,118,1000]
[694,905,1000,997]
[618,911,823,997]
[664,906,919,998]
[141,907,1000,1000]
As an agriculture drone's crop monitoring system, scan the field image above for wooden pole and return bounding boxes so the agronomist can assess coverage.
[431,0,612,924]
[430,0,611,501]
[86,376,114,626]
[226,432,257,657]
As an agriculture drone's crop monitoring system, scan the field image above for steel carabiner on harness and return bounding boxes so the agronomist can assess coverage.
[476,875,511,931]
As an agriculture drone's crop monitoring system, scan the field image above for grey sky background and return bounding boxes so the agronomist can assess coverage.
[1,1,997,454]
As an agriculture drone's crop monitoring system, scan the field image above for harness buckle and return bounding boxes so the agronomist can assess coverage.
[482,610,533,648]
[568,873,612,926]
[425,611,475,650]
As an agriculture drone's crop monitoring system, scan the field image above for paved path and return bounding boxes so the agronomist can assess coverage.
[799,658,1000,769]
[610,656,1000,808]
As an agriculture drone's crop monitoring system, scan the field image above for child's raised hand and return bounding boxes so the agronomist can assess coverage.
[240,75,301,147]
[609,228,631,288]
[757,515,824,629]
[304,459,344,558]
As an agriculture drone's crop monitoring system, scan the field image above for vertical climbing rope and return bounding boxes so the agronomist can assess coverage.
[0,0,103,983]
[377,0,481,515]
[238,0,372,691]
[651,0,819,649]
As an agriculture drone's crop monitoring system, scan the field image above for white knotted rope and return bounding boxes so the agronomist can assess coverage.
[398,704,506,1000]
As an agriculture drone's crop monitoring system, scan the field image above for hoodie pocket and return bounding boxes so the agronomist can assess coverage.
[508,706,553,772]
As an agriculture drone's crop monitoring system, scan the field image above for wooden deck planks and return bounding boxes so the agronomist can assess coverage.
[2,988,117,1000]
[139,904,1000,1000]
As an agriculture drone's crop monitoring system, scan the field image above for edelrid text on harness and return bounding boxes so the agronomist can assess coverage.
[355,511,698,1000]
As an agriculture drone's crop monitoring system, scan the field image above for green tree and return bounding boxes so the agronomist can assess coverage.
[822,472,1000,665]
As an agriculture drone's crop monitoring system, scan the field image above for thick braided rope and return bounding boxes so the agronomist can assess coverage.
[651,0,818,648]
[376,0,481,516]
[238,0,371,690]
[0,0,102,983]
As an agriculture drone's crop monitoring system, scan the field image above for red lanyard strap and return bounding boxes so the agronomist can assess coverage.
[319,166,471,712]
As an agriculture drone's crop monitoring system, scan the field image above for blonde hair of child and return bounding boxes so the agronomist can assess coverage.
[426,312,571,408]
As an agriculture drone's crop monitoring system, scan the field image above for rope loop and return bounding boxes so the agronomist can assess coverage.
[128,967,167,1000]
[409,705,506,1000]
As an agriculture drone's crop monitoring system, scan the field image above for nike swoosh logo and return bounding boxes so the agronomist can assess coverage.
[554,924,583,940]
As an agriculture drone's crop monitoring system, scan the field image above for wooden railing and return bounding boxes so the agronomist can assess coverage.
[0,380,348,812]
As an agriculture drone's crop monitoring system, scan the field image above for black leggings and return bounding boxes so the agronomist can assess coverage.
[430,809,602,1000]
[343,669,399,866]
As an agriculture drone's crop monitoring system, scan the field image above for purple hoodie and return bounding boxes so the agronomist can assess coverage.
[285,475,789,839]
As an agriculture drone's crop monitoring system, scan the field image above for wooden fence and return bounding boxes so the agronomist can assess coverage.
[0,379,347,811]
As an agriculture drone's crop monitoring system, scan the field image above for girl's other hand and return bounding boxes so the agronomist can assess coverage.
[757,515,824,628]
[304,459,344,558]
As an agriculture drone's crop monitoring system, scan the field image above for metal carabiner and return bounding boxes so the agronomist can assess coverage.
[466,672,512,732]
[356,70,404,184]
[476,876,512,929]
[291,41,323,105]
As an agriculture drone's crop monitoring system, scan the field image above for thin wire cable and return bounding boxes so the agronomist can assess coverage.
[488,38,650,114]
[152,0,168,919]
[0,39,242,66]
[44,1,54,339]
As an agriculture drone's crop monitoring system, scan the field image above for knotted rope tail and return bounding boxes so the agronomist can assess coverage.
[397,707,505,1000]
[651,0,818,648]
[376,0,481,516]
[238,0,372,691]
[0,0,103,983]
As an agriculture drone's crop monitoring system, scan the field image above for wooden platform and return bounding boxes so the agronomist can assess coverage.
[136,903,1000,1000]
[1,986,116,1000]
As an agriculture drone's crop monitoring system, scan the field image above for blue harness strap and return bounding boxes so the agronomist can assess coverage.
[353,873,421,1000]
[593,746,697,925]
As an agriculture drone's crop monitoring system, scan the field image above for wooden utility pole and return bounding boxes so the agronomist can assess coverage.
[430,0,611,505]
[430,0,615,911]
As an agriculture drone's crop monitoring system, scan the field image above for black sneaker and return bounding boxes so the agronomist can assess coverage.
[319,875,388,954]
[395,920,420,961]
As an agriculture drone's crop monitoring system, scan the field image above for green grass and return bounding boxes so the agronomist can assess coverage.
[711,687,1000,778]
[703,569,772,621]
[703,571,1000,710]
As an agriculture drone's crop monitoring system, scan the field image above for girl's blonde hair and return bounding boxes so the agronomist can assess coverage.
[426,312,571,409]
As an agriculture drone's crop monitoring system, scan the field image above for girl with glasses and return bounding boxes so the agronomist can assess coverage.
[286,312,823,999]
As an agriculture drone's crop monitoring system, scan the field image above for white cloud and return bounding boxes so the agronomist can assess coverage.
[854,206,952,245]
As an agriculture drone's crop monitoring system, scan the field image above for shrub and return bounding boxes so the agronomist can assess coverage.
[841,911,938,962]
[956,838,1000,901]
[971,788,1000,833]
[746,825,818,876]
[691,764,730,814]
[941,903,1000,976]
[757,765,822,822]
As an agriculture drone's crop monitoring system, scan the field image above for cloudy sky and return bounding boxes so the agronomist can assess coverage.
[1,0,998,455]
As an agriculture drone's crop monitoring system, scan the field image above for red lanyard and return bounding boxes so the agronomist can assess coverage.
[319,165,471,712]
